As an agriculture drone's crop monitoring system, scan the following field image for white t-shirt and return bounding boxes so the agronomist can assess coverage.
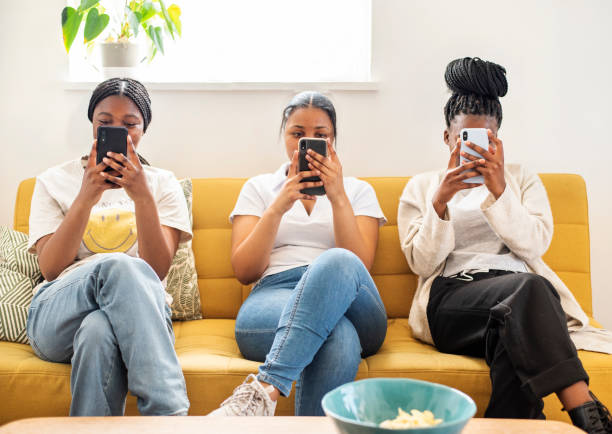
[28,158,192,297]
[443,185,528,277]
[230,162,387,280]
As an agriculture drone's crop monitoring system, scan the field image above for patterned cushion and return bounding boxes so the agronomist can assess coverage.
[166,179,202,320]
[0,227,42,343]
[0,226,41,281]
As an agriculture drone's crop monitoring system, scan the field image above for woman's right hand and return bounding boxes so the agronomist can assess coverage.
[432,139,484,219]
[76,140,118,208]
[269,151,323,215]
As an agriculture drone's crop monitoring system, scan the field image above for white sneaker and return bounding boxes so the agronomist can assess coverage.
[208,374,277,416]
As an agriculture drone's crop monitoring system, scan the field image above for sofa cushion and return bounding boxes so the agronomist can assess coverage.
[0,227,42,344]
[166,179,202,321]
[2,318,610,423]
[0,268,36,344]
[0,226,41,281]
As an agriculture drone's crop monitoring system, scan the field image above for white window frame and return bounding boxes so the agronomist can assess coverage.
[64,0,377,91]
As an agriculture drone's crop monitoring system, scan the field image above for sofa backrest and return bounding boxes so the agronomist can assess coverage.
[13,174,592,319]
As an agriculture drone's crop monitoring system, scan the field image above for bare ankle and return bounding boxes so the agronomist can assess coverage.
[557,381,592,411]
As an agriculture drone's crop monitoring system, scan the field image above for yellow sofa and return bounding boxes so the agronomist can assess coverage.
[1,175,610,425]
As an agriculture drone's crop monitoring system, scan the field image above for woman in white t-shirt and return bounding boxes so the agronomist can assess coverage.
[398,58,611,433]
[210,92,388,416]
[26,78,191,416]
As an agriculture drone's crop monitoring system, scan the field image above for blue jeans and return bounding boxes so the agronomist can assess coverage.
[26,253,189,416]
[235,248,388,415]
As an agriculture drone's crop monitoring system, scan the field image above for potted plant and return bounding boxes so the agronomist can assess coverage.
[61,0,182,68]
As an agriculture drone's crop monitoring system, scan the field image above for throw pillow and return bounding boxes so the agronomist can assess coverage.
[166,179,202,320]
[0,226,42,281]
[0,227,42,344]
[0,268,37,344]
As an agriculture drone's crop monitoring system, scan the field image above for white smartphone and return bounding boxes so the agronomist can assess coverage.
[460,128,489,184]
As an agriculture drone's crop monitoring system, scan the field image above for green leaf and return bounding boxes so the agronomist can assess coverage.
[140,1,156,22]
[128,9,142,37]
[147,25,164,55]
[158,0,175,39]
[78,0,99,12]
[61,6,83,53]
[83,8,109,43]
[167,4,181,37]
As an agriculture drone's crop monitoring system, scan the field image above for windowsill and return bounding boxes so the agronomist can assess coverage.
[63,81,379,92]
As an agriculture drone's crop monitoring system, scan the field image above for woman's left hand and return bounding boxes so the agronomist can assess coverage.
[461,129,506,199]
[306,141,347,203]
[100,135,152,203]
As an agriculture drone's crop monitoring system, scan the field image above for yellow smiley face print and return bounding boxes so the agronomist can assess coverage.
[82,208,138,254]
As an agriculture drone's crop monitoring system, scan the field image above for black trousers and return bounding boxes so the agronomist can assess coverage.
[427,271,589,419]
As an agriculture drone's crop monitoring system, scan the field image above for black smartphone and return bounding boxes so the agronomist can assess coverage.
[298,137,327,196]
[96,126,128,172]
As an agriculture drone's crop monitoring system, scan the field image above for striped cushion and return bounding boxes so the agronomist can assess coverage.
[0,227,42,344]
[0,227,41,281]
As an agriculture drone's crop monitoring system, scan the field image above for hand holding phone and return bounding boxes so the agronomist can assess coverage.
[96,126,128,172]
[298,137,327,195]
[460,128,489,184]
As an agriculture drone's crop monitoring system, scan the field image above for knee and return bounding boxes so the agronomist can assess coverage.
[311,248,364,280]
[321,318,362,367]
[491,273,561,320]
[74,310,115,351]
[97,253,154,279]
[96,254,161,299]
[515,273,560,302]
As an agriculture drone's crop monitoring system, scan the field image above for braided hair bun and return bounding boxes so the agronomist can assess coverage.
[88,78,152,132]
[443,57,508,127]
[445,57,507,98]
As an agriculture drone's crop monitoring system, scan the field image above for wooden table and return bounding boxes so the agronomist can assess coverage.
[0,416,583,433]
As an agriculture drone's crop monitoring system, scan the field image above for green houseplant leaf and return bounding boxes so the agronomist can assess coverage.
[78,0,99,12]
[140,1,157,22]
[167,4,181,36]
[61,6,83,53]
[128,9,142,37]
[147,25,164,56]
[84,8,109,43]
[158,0,175,39]
[62,0,182,62]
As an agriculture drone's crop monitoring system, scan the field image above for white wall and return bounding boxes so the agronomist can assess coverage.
[1,0,610,327]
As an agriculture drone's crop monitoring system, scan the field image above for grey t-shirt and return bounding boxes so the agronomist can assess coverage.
[443,185,527,277]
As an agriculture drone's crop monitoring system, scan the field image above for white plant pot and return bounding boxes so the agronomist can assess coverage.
[99,42,143,79]
[100,41,142,67]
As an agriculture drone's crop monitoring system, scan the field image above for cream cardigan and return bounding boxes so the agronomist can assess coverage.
[397,163,612,354]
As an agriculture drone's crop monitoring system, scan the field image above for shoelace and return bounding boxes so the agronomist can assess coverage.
[220,379,270,416]
[585,405,606,434]
[590,392,612,433]
[595,400,612,433]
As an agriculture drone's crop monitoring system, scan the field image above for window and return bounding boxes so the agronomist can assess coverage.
[67,0,372,83]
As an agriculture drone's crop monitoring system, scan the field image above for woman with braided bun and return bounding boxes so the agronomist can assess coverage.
[26,78,191,416]
[398,57,612,433]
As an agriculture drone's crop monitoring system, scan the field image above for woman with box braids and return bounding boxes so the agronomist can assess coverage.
[26,77,192,416]
[397,57,612,433]
[87,77,151,165]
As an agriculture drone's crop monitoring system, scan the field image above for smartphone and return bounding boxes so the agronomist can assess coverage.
[298,137,327,196]
[460,128,488,184]
[96,126,128,172]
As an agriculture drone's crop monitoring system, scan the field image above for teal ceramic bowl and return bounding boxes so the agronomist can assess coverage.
[321,378,476,434]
